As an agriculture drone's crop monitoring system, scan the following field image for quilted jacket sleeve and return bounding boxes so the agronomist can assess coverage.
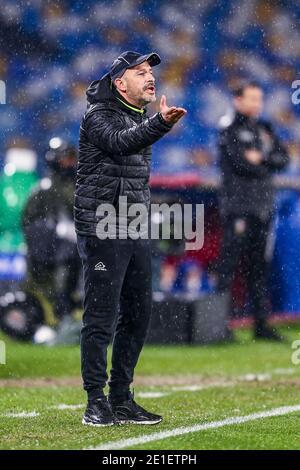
[83,107,174,155]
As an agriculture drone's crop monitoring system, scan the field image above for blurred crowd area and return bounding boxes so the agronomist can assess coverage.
[1,0,300,173]
[1,0,300,316]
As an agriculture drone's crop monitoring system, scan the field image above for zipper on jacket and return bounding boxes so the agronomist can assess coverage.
[119,176,124,197]
[112,176,123,207]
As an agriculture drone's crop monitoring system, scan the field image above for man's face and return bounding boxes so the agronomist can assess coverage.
[234,86,263,118]
[114,61,156,107]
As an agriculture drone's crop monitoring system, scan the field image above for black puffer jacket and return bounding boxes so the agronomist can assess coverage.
[74,73,173,236]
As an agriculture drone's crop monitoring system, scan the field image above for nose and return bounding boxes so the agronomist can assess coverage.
[147,73,155,83]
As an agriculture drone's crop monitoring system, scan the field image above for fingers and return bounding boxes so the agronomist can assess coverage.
[166,108,187,123]
[173,112,186,122]
[167,107,178,115]
[159,96,187,124]
[166,107,187,115]
[166,107,186,115]
[174,108,187,116]
[167,108,187,119]
[176,107,187,113]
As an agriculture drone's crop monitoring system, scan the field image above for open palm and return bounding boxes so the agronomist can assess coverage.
[160,95,187,124]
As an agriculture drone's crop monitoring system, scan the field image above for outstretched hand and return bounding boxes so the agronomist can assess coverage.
[160,95,187,125]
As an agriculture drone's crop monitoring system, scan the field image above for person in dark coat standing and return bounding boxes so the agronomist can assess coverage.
[75,51,187,426]
[23,139,80,323]
[217,80,289,341]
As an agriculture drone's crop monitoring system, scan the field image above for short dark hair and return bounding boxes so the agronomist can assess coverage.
[232,80,262,97]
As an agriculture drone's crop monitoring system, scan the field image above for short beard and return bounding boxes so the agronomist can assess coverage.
[140,93,156,107]
[125,85,156,108]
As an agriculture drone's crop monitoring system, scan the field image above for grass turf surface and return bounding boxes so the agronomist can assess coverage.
[1,325,300,450]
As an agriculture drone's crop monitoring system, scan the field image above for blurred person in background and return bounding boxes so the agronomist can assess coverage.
[22,138,81,327]
[217,80,289,341]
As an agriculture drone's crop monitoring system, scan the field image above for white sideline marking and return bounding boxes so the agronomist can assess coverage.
[4,411,40,418]
[169,382,233,392]
[55,404,84,410]
[88,404,300,450]
[273,368,295,376]
[138,382,235,397]
[137,392,169,398]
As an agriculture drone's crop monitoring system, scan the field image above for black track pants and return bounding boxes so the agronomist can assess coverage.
[77,235,152,401]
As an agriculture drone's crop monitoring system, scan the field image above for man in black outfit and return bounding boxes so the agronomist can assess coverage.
[75,51,187,426]
[217,81,289,341]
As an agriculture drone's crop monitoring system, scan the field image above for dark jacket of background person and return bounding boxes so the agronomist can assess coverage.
[22,173,81,319]
[23,174,76,265]
[218,112,289,221]
[74,74,174,237]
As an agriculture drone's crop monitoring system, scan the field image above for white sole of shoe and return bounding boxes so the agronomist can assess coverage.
[117,419,162,425]
[82,417,115,427]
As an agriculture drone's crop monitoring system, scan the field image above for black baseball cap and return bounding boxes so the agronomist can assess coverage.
[109,51,161,81]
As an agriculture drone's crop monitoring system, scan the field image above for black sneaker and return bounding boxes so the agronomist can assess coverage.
[254,325,285,342]
[109,391,162,425]
[82,397,116,427]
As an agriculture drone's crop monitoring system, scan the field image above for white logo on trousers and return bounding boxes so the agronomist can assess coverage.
[94,261,107,271]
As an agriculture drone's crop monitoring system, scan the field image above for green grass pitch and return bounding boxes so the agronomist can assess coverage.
[1,325,300,450]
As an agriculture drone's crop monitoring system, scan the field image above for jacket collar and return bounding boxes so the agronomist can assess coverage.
[234,111,257,126]
[112,87,146,116]
[85,72,147,116]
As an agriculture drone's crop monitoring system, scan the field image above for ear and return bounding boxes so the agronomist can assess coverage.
[114,77,127,93]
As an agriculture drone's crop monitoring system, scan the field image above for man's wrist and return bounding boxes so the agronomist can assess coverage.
[157,112,173,128]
